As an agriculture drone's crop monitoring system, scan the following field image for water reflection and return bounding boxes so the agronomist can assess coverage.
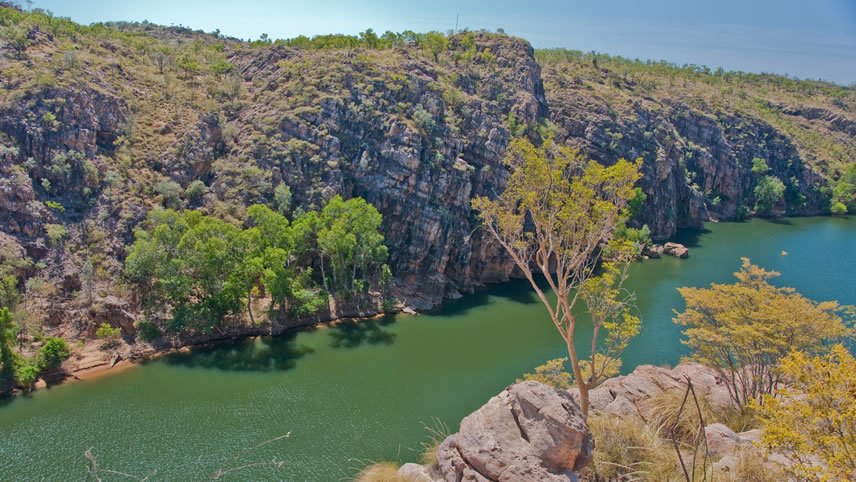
[328,315,397,348]
[163,332,314,372]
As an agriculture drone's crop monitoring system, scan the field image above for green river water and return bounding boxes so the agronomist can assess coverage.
[0,216,854,480]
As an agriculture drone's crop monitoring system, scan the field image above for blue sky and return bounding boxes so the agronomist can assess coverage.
[27,0,856,84]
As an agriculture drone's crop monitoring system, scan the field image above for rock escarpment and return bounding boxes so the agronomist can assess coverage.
[0,17,850,340]
[398,380,593,481]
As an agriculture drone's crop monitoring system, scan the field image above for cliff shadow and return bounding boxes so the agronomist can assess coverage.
[161,332,314,372]
[672,227,712,249]
[427,278,543,319]
[328,315,397,349]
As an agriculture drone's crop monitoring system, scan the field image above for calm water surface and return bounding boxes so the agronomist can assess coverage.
[0,216,853,480]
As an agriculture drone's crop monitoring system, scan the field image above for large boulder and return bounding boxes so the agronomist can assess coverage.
[663,242,690,258]
[431,381,593,481]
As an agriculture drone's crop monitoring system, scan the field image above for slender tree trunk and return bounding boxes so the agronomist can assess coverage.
[320,256,329,293]
[567,335,590,417]
[247,290,255,326]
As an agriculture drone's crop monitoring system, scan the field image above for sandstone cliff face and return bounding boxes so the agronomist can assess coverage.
[221,34,548,305]
[0,25,847,333]
[542,65,830,240]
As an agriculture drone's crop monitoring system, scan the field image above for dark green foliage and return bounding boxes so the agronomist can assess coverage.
[754,175,786,214]
[185,180,207,205]
[125,196,389,336]
[39,337,69,369]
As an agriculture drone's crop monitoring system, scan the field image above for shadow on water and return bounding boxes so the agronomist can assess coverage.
[672,227,712,249]
[760,217,793,226]
[162,332,314,372]
[328,314,397,348]
[427,278,542,318]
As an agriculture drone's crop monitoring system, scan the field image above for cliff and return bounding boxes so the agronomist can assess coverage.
[0,9,853,344]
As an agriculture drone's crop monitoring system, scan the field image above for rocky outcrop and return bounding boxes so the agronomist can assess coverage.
[402,381,593,481]
[542,66,832,241]
[586,363,733,420]
[663,242,689,258]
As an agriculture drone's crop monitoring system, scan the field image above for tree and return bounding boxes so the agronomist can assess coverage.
[421,31,449,62]
[0,307,17,382]
[39,337,69,369]
[577,243,641,388]
[754,175,785,214]
[317,196,388,294]
[753,345,856,481]
[150,45,174,74]
[472,138,642,416]
[674,258,851,410]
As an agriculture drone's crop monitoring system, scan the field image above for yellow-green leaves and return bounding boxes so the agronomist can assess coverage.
[472,138,642,416]
[753,345,856,481]
[674,257,851,409]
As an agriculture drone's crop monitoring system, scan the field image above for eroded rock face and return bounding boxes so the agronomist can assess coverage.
[431,381,593,482]
[586,363,733,420]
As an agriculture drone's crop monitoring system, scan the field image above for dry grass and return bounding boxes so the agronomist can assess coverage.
[418,418,450,466]
[582,414,684,482]
[353,462,408,482]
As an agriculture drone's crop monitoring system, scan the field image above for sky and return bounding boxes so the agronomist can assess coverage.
[24,0,856,85]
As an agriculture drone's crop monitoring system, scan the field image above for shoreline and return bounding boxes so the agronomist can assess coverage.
[17,308,410,397]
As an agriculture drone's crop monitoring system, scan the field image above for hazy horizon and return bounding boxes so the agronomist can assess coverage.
[17,0,856,85]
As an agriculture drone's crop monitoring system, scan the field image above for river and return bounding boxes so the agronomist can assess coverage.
[0,216,853,480]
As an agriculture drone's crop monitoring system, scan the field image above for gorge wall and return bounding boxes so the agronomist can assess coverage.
[0,13,852,338]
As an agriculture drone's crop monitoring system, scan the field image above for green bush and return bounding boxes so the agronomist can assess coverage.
[95,323,122,340]
[831,201,848,215]
[135,319,161,342]
[39,337,69,369]
[185,180,207,204]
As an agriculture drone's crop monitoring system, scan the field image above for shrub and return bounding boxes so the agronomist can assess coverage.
[44,224,67,246]
[519,357,571,389]
[135,319,161,342]
[39,337,69,369]
[155,180,183,209]
[830,200,847,215]
[185,180,207,204]
[95,323,122,340]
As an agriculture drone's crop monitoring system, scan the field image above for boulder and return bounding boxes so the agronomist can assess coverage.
[663,242,690,258]
[705,423,740,455]
[433,381,593,481]
[587,363,733,419]
[397,463,433,481]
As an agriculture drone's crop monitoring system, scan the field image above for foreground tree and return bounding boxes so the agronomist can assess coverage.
[753,345,856,481]
[472,138,642,416]
[674,258,851,410]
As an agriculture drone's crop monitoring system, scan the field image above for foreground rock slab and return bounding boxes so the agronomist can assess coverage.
[404,381,593,481]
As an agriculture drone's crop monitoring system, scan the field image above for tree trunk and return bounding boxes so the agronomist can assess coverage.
[567,336,590,418]
[247,290,256,326]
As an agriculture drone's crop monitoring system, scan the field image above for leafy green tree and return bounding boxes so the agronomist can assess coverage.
[472,138,642,417]
[421,31,449,62]
[754,175,785,214]
[0,307,17,382]
[317,196,388,294]
[39,337,69,369]
[273,183,293,214]
[674,258,851,410]
[0,274,18,311]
